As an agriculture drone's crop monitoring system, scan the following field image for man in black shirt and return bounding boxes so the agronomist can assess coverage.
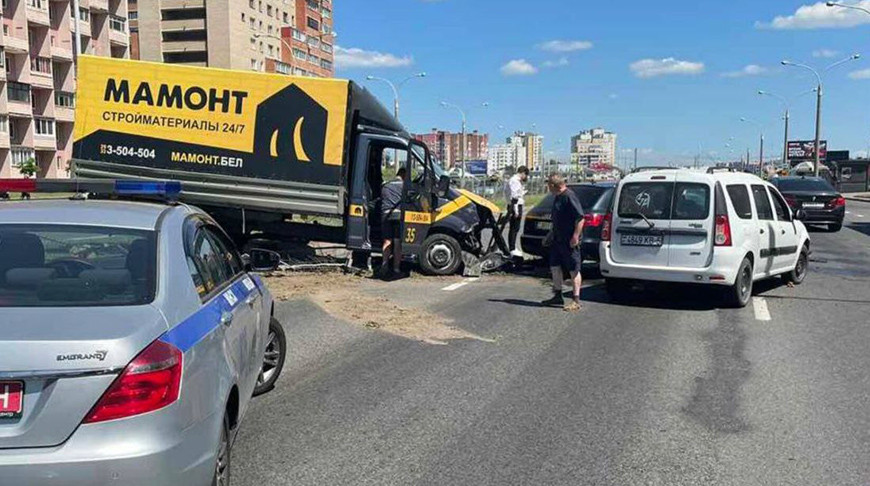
[381,167,407,277]
[542,174,585,310]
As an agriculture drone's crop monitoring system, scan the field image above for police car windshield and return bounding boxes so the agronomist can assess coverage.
[0,225,157,307]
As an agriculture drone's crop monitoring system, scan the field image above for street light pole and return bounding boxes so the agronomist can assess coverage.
[782,55,860,176]
[758,90,790,167]
[365,73,427,121]
[441,101,467,187]
[741,117,765,176]
[826,1,870,15]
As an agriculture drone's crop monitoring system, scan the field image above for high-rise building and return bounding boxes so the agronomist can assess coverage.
[523,132,543,170]
[488,134,527,175]
[414,129,488,169]
[276,0,333,77]
[0,0,129,178]
[571,128,617,167]
[130,0,334,77]
[130,0,288,72]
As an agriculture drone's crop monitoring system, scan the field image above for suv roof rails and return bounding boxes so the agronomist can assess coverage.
[706,167,739,174]
[630,166,679,174]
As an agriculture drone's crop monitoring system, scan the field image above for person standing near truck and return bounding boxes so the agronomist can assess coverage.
[381,168,408,278]
[504,166,530,258]
[541,174,585,311]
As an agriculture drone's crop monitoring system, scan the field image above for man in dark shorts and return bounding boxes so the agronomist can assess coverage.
[380,167,407,277]
[541,174,585,310]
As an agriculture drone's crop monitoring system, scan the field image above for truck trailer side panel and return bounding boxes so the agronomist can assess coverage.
[71,56,375,216]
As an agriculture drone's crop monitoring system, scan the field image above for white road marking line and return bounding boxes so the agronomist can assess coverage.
[858,214,866,218]
[442,279,478,291]
[753,297,771,321]
[846,211,852,214]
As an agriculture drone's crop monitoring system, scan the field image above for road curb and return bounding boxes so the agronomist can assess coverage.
[845,195,870,203]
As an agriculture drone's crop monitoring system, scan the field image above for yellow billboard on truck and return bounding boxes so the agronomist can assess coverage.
[73,56,352,184]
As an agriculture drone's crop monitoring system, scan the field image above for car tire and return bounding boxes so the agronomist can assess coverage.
[783,247,809,285]
[725,257,754,308]
[829,223,842,232]
[213,413,231,486]
[419,233,463,276]
[253,318,286,397]
[605,278,632,302]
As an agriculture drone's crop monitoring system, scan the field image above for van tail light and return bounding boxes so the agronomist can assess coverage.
[828,196,846,209]
[83,339,182,424]
[601,212,613,241]
[584,213,605,227]
[714,214,732,247]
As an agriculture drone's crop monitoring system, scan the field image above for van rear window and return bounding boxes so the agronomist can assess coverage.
[618,182,710,220]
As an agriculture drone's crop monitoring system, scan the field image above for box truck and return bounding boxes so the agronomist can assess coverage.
[71,56,508,275]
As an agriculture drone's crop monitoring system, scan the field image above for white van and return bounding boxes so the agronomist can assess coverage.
[599,168,811,307]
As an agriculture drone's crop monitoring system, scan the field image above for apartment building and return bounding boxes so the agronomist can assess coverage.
[276,0,333,77]
[0,0,129,178]
[414,128,488,169]
[488,134,527,175]
[571,127,617,167]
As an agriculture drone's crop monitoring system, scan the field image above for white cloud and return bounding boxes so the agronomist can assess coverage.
[538,40,594,53]
[849,68,870,79]
[608,93,619,100]
[722,64,769,78]
[756,1,870,30]
[542,57,570,68]
[629,58,705,78]
[500,59,538,76]
[334,46,413,69]
[813,48,841,58]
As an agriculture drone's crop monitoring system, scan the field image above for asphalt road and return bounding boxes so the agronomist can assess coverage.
[234,200,870,486]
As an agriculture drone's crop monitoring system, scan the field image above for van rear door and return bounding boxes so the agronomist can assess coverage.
[610,174,674,267]
[668,174,714,268]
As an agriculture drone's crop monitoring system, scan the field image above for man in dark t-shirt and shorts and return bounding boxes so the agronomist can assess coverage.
[380,168,407,278]
[542,174,585,310]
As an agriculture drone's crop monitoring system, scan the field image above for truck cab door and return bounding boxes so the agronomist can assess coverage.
[400,140,436,258]
[346,135,386,251]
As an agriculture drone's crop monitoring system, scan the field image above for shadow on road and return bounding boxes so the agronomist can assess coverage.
[581,283,725,312]
[848,222,870,237]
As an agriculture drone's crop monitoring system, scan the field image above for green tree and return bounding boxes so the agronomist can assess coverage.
[19,158,38,178]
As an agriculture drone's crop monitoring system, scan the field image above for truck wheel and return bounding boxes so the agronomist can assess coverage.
[725,257,754,308]
[253,318,286,397]
[420,234,463,276]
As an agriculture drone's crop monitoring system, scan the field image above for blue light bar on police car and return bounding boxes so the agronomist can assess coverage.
[114,180,182,197]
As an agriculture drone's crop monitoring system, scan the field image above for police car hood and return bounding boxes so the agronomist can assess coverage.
[0,304,169,373]
[0,305,168,449]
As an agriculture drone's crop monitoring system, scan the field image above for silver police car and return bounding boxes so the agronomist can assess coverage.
[0,186,286,485]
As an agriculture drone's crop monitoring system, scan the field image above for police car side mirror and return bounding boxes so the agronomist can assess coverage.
[248,249,282,272]
[794,209,807,221]
[437,175,450,197]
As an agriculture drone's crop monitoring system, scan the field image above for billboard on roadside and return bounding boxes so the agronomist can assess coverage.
[467,160,488,175]
[788,140,827,164]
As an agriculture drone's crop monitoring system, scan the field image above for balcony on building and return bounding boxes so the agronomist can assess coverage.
[160,0,205,9]
[11,147,37,172]
[50,33,74,61]
[108,14,127,45]
[7,82,34,117]
[89,0,108,13]
[29,56,53,89]
[26,0,51,27]
[70,7,91,34]
[54,91,74,122]
[2,25,30,54]
[0,117,10,150]
[34,124,57,151]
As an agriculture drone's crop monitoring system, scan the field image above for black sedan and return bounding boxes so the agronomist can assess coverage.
[521,182,616,261]
[770,176,845,232]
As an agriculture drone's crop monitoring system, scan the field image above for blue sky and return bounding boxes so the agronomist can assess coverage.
[335,0,870,166]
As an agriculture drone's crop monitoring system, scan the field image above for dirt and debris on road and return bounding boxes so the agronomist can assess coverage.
[263,271,494,346]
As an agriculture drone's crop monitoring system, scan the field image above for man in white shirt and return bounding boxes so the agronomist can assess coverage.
[504,166,529,257]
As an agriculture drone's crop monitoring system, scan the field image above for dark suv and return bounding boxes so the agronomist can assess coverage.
[521,182,616,261]
[770,176,845,232]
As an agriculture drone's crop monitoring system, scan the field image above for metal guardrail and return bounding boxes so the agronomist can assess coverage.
[71,159,345,216]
